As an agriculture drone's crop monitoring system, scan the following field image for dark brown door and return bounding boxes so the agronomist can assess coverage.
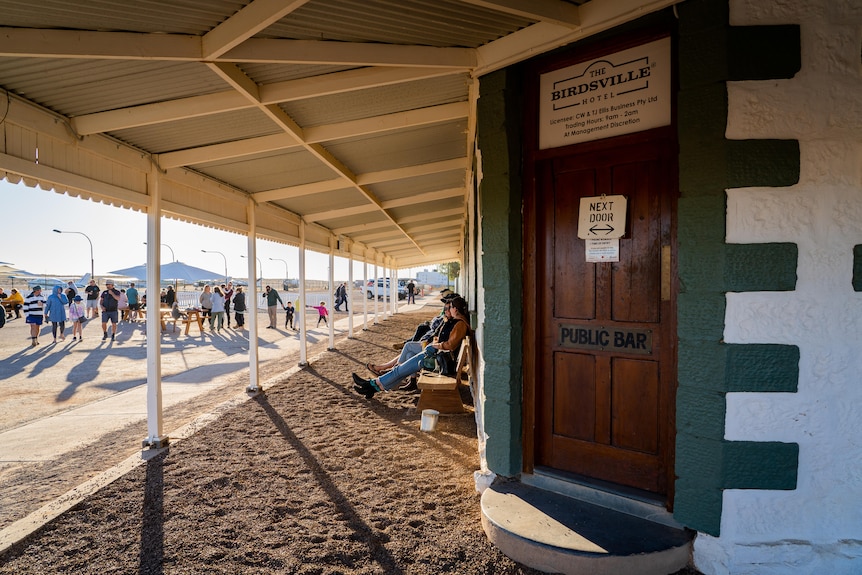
[533,133,676,497]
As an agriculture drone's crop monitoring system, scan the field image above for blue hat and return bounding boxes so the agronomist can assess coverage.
[73,295,83,301]
[32,285,42,291]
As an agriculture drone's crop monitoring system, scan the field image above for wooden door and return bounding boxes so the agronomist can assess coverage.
[533,134,676,497]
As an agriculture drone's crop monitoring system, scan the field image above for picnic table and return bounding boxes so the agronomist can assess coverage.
[139,306,172,332]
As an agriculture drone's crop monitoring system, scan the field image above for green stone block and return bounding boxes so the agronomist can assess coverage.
[678,85,728,141]
[678,343,727,391]
[727,140,800,188]
[676,0,728,36]
[484,396,522,476]
[728,26,801,81]
[722,441,799,489]
[850,245,862,292]
[678,28,728,86]
[678,141,729,192]
[726,344,799,392]
[725,243,798,291]
[675,433,725,486]
[673,478,723,536]
[676,385,727,437]
[678,291,726,338]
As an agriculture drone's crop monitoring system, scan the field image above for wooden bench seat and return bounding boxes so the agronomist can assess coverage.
[416,336,470,414]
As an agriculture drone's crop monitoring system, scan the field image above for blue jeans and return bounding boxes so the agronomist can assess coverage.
[377,351,426,391]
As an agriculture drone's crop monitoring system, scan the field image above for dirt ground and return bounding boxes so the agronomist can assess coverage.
[0,309,700,574]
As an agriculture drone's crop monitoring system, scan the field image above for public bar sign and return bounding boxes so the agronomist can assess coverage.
[559,323,653,355]
[539,37,671,149]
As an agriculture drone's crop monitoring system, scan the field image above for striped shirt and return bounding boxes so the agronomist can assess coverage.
[23,292,46,318]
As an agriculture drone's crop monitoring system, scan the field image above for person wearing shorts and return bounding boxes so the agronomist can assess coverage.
[100,280,121,341]
[23,285,46,347]
[85,279,100,318]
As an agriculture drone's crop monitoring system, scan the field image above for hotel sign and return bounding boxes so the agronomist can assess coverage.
[539,37,671,149]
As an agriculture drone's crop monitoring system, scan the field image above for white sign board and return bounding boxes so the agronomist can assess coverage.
[539,37,671,149]
[578,195,627,239]
[586,239,620,263]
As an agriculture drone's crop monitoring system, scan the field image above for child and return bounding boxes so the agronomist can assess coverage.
[69,295,86,341]
[283,301,295,329]
[309,300,328,327]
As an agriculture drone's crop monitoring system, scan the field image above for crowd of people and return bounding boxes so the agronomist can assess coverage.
[2,279,429,347]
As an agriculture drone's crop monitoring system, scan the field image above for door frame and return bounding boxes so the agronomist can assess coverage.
[521,26,679,507]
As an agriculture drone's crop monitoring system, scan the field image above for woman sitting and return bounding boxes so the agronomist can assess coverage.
[352,296,469,399]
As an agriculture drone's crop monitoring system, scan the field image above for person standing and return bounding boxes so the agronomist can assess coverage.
[308,300,329,327]
[100,280,121,341]
[211,285,225,331]
[263,285,282,329]
[334,282,349,312]
[23,285,46,347]
[222,282,234,328]
[126,282,139,321]
[232,286,246,329]
[164,285,176,307]
[65,280,77,308]
[407,280,416,304]
[84,279,100,318]
[45,285,69,343]
[199,284,213,329]
[69,295,86,341]
[284,300,295,329]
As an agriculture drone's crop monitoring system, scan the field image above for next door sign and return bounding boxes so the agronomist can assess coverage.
[578,195,627,239]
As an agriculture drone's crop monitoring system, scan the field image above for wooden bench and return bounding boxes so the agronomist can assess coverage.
[416,336,470,414]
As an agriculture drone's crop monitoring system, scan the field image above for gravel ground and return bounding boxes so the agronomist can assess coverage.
[0,309,701,574]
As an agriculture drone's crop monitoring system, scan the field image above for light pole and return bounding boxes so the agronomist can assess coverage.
[143,242,175,262]
[201,249,228,283]
[53,229,94,279]
[270,257,289,290]
[240,255,262,287]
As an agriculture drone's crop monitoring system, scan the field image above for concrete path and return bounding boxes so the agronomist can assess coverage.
[0,295,428,463]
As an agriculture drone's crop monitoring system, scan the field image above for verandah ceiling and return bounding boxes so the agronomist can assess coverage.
[0,0,675,267]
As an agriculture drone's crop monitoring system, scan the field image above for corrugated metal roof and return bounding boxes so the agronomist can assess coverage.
[0,0,668,267]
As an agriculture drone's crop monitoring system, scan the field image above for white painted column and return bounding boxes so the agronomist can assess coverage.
[298,220,307,366]
[362,259,368,331]
[373,261,379,323]
[328,243,335,350]
[143,167,166,449]
[348,250,354,338]
[245,197,260,392]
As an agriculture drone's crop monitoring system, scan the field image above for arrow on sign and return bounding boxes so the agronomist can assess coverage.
[589,224,615,235]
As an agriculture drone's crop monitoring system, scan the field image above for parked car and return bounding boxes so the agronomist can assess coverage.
[365,278,407,300]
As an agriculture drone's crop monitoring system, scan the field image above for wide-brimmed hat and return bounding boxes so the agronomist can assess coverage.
[73,295,83,301]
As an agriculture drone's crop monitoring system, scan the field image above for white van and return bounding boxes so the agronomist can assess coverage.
[365,278,407,300]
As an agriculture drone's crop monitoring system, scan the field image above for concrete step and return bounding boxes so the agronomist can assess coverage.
[481,481,693,575]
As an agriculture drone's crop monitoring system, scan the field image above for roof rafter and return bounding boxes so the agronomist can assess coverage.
[73,67,459,135]
[0,28,475,68]
[458,0,580,28]
[202,0,311,59]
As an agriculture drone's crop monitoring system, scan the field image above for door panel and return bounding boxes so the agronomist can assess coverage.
[534,136,675,497]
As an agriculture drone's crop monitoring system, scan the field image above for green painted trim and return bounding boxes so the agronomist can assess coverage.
[728,25,801,80]
[725,243,798,292]
[477,67,524,477]
[852,245,862,291]
[727,140,800,188]
[675,0,801,536]
[726,344,799,393]
[722,441,799,490]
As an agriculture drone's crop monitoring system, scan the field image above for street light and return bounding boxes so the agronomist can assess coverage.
[270,257,289,290]
[240,255,262,285]
[201,249,228,283]
[53,229,94,279]
[143,242,175,262]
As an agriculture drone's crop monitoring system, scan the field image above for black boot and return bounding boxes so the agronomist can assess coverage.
[352,373,377,399]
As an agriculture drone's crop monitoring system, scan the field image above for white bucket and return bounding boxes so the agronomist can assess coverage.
[420,409,440,432]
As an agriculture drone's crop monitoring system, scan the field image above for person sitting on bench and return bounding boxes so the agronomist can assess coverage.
[352,296,469,399]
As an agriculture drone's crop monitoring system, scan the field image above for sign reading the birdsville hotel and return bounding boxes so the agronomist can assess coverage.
[539,37,671,149]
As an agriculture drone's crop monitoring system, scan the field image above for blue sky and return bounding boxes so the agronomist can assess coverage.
[0,180,430,282]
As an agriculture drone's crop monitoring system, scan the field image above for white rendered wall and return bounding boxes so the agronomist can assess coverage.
[694,1,862,574]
